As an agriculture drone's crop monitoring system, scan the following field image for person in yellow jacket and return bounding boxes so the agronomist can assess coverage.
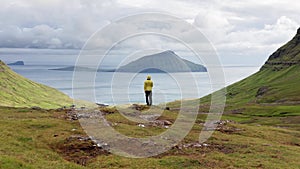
[144,75,153,106]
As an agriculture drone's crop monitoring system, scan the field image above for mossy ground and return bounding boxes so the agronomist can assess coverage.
[0,105,299,169]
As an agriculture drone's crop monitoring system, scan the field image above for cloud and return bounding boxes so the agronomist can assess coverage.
[0,0,299,66]
[0,0,139,49]
[194,9,234,43]
[218,16,299,55]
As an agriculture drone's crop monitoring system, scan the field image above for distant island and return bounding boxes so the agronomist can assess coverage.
[8,61,24,66]
[117,50,207,73]
[51,50,207,73]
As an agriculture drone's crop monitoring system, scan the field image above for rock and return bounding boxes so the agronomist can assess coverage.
[96,103,109,107]
[77,113,91,119]
[256,86,269,97]
[56,108,64,111]
[131,104,149,111]
[138,124,145,128]
[66,111,78,120]
[193,143,202,148]
[31,106,42,110]
[67,135,91,142]
[261,28,300,70]
[163,120,172,125]
[262,143,272,146]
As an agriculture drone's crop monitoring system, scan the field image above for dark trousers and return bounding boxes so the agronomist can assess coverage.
[145,91,152,106]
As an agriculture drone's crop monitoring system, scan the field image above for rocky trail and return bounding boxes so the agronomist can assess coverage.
[52,105,243,165]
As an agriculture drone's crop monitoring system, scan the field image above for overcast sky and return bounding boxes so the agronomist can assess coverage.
[0,0,299,65]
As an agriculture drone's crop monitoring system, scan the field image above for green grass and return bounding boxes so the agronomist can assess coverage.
[0,107,84,169]
[0,106,299,168]
[223,65,300,107]
[0,60,73,109]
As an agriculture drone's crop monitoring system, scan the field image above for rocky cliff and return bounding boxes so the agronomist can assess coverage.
[261,28,300,70]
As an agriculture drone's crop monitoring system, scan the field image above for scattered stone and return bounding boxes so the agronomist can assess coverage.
[163,120,172,125]
[56,108,64,111]
[148,119,173,128]
[205,120,244,134]
[256,86,269,97]
[96,103,109,107]
[262,143,272,146]
[203,143,209,147]
[160,136,169,140]
[193,143,202,148]
[99,107,117,115]
[131,104,149,111]
[31,106,42,110]
[66,111,78,120]
[138,124,145,128]
[230,108,245,114]
[177,142,209,149]
[77,113,91,119]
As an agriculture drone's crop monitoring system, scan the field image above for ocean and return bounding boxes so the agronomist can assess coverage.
[1,50,260,105]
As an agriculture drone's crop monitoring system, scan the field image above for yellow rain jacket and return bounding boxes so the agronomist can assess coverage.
[144,76,153,91]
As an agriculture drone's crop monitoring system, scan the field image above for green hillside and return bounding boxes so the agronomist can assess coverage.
[0,60,73,109]
[182,28,300,131]
[225,63,300,107]
[225,28,300,107]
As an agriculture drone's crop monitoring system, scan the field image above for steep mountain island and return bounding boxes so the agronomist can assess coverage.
[0,60,73,108]
[117,50,207,73]
[51,50,207,73]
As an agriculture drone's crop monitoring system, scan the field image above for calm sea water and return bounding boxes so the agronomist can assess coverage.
[7,64,260,105]
[1,51,260,105]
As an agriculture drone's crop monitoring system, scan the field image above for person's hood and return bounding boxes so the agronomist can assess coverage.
[147,75,151,80]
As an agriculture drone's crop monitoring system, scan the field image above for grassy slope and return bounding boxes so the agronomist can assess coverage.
[192,28,300,130]
[225,65,300,106]
[0,60,73,109]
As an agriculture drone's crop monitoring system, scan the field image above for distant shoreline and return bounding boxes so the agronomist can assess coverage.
[49,65,208,73]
